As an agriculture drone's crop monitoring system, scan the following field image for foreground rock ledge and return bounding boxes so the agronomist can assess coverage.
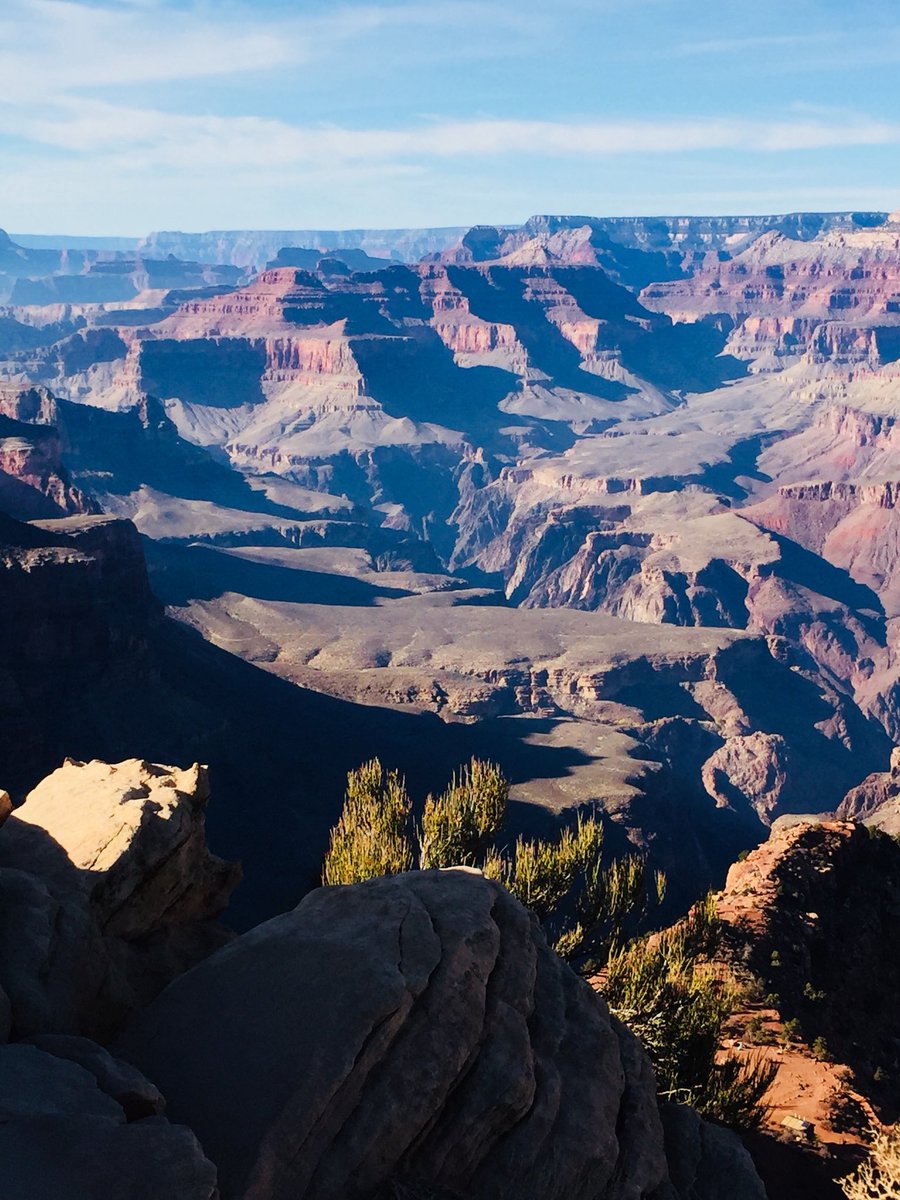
[121,868,764,1200]
[0,757,239,1039]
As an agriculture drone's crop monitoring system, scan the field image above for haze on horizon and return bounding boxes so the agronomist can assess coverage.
[2,0,899,236]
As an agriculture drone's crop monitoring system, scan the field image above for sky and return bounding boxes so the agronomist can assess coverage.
[2,0,899,234]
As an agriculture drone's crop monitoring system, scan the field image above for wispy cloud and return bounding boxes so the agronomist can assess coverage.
[1,0,898,233]
[668,25,900,69]
[0,0,542,102]
[670,32,838,57]
[7,102,899,168]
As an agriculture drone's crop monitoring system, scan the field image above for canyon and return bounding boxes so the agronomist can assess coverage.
[3,207,900,1197]
[2,210,900,913]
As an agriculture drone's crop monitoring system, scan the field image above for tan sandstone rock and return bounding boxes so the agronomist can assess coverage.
[7,758,240,938]
[0,758,239,1038]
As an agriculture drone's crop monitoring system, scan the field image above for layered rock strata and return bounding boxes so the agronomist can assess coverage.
[121,868,765,1200]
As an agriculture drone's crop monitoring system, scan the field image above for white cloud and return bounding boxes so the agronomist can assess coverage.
[7,101,899,169]
[0,0,542,103]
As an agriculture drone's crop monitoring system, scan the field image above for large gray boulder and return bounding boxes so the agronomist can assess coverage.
[121,868,763,1200]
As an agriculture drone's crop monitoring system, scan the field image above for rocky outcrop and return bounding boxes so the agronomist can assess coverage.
[121,867,763,1200]
[655,1103,766,1200]
[837,745,900,833]
[0,757,238,1038]
[5,758,239,939]
[701,732,790,820]
[716,821,900,1084]
[0,1041,217,1200]
[0,387,94,517]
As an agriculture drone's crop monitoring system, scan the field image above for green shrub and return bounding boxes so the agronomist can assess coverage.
[781,1017,802,1043]
[601,896,777,1129]
[419,758,509,869]
[323,759,660,967]
[812,1036,830,1061]
[322,759,414,886]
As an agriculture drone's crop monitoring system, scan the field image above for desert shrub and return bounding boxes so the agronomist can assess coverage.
[324,758,659,966]
[812,1036,830,1061]
[700,1053,779,1130]
[745,1015,775,1047]
[840,1126,900,1199]
[781,1017,801,1044]
[322,759,414,885]
[482,814,602,921]
[602,895,777,1129]
[419,758,508,869]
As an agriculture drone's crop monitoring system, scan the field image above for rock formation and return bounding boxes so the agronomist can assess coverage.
[716,820,900,1086]
[121,867,765,1200]
[0,760,768,1200]
[0,754,233,1200]
[0,757,238,1039]
[837,745,900,833]
[0,1041,218,1200]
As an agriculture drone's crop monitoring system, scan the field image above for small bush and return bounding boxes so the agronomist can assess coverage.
[322,759,413,886]
[812,1036,830,1061]
[781,1018,802,1044]
[419,758,508,869]
[840,1126,900,1199]
[602,896,776,1129]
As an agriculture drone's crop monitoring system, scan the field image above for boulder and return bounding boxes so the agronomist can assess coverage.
[654,1103,766,1200]
[121,868,764,1200]
[0,1116,218,1200]
[0,758,239,1038]
[0,864,118,1037]
[24,1034,164,1120]
[0,1043,124,1122]
[3,758,240,938]
[0,1041,218,1199]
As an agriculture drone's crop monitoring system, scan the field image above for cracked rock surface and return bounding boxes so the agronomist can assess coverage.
[121,868,762,1200]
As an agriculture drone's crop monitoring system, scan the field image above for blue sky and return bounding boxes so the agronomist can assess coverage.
[1,0,899,234]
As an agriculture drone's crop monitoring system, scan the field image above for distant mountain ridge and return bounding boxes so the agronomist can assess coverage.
[5,210,890,271]
[136,226,472,269]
